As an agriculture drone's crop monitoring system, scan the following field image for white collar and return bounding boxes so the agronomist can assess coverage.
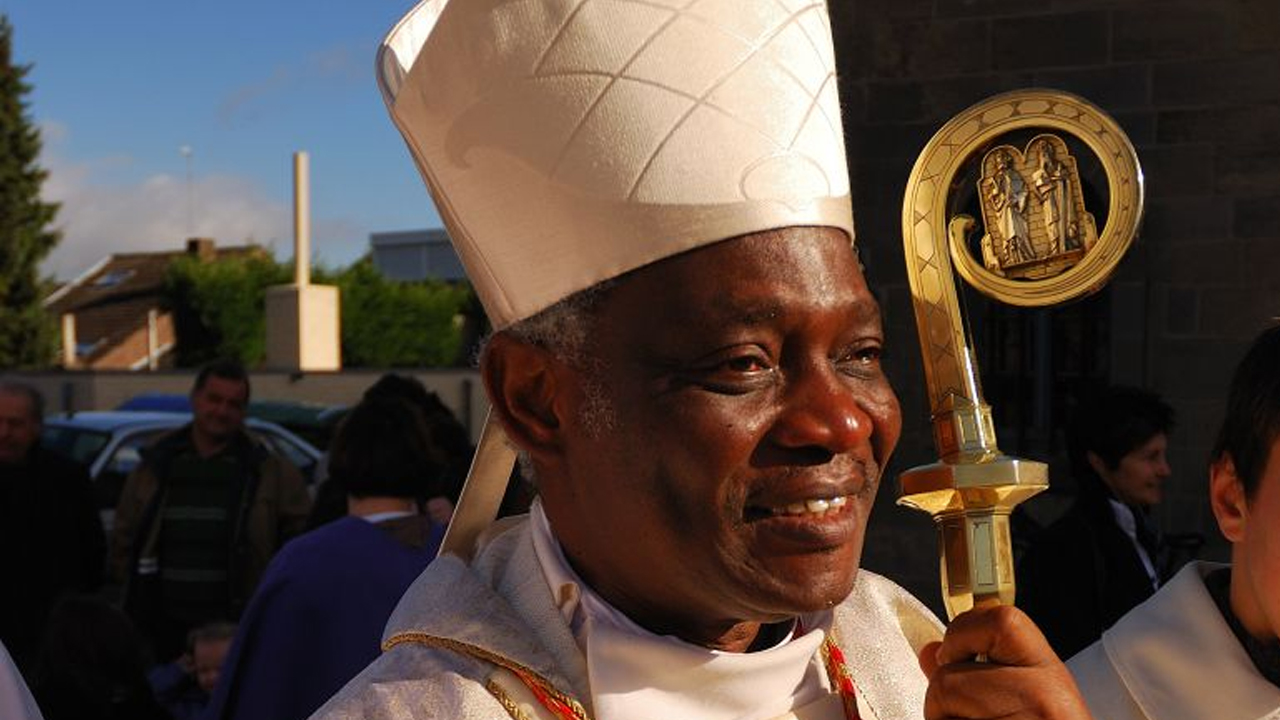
[1107,498,1158,587]
[529,500,835,720]
[357,509,417,524]
[1098,562,1280,719]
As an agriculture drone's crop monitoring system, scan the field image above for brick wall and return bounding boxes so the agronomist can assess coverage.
[830,0,1280,612]
[91,312,176,370]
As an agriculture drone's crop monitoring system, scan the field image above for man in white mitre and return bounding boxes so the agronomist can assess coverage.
[314,1,1092,718]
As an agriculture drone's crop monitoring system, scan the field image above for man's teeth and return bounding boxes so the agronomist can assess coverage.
[773,495,849,517]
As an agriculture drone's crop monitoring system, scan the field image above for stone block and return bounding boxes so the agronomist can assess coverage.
[936,0,1043,19]
[1111,241,1151,283]
[1109,281,1149,385]
[919,73,1039,120]
[838,78,868,124]
[1153,57,1280,107]
[1215,146,1280,196]
[1234,196,1280,239]
[1151,337,1245,395]
[265,284,342,372]
[1136,143,1214,198]
[1048,0,1163,9]
[1200,286,1278,340]
[856,122,935,162]
[992,12,1109,70]
[1113,6,1230,62]
[1165,286,1199,336]
[863,18,991,80]
[1114,110,1157,153]
[1141,196,1232,244]
[1158,104,1280,146]
[835,13,873,84]
[1230,0,1280,53]
[847,0,937,22]
[1236,242,1280,314]
[1150,241,1244,286]
[866,82,925,123]
[1034,65,1151,111]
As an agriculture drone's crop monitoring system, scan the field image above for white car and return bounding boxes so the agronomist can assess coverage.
[41,411,322,533]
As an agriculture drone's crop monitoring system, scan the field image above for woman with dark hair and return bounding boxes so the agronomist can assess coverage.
[304,373,472,530]
[203,397,447,720]
[1017,385,1177,658]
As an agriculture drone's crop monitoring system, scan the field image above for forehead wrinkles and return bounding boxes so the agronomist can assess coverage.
[688,289,882,338]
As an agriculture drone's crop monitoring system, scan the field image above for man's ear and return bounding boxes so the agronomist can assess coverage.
[1209,454,1248,543]
[480,333,566,460]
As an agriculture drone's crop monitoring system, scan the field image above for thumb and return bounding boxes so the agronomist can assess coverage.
[917,640,942,679]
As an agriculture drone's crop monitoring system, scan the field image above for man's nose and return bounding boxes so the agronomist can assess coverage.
[770,363,874,454]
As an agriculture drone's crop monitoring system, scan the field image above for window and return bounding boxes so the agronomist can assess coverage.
[92,269,136,288]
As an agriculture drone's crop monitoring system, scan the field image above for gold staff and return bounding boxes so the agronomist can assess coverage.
[898,89,1145,619]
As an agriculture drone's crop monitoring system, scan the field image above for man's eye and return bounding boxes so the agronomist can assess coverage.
[721,355,770,373]
[686,349,776,394]
[838,344,883,373]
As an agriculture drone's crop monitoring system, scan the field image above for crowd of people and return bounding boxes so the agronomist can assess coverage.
[0,366,474,720]
[2,1,1279,719]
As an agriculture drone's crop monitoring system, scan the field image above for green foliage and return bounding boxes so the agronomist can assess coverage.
[163,253,473,368]
[0,16,59,367]
[333,258,472,367]
[164,252,290,366]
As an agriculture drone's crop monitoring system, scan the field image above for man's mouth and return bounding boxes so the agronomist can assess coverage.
[743,493,857,523]
[764,495,850,518]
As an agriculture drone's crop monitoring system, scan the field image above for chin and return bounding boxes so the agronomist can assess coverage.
[753,556,861,615]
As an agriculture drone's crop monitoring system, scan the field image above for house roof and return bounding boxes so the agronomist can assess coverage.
[44,241,264,365]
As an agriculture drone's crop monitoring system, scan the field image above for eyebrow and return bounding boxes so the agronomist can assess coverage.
[701,294,882,329]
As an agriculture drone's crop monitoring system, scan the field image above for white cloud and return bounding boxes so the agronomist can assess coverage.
[35,122,370,281]
[217,42,363,127]
[38,141,291,280]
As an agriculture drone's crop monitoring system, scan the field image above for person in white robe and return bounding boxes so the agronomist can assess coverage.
[1070,325,1280,720]
[313,1,1092,719]
[0,641,43,720]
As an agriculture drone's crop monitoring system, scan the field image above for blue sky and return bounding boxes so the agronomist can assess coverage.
[3,0,443,279]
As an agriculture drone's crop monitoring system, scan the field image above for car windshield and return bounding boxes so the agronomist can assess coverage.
[42,424,112,467]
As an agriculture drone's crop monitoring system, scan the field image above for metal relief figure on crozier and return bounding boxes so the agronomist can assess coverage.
[976,135,1098,282]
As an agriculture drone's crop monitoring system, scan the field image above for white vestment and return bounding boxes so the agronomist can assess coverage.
[1069,562,1280,720]
[311,515,942,720]
[0,642,43,720]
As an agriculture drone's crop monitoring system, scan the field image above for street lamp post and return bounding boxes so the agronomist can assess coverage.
[179,145,193,236]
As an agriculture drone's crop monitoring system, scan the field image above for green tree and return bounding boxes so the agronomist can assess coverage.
[163,252,473,368]
[0,15,59,367]
[164,252,289,366]
[334,258,473,367]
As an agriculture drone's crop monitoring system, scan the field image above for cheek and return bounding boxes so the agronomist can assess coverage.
[861,381,902,460]
[1254,526,1280,627]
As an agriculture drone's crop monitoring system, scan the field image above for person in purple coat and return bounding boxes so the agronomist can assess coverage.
[203,396,447,720]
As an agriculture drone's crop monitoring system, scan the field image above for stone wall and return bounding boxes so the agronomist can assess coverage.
[830,0,1280,614]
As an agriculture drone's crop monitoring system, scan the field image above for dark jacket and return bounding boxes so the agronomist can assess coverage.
[0,446,106,672]
[110,426,311,631]
[1016,488,1158,659]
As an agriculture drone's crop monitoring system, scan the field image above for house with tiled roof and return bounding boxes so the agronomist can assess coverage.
[44,238,264,370]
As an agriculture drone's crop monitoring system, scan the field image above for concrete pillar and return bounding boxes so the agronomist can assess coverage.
[61,313,78,369]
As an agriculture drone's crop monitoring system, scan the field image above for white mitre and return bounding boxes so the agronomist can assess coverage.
[377,0,854,329]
